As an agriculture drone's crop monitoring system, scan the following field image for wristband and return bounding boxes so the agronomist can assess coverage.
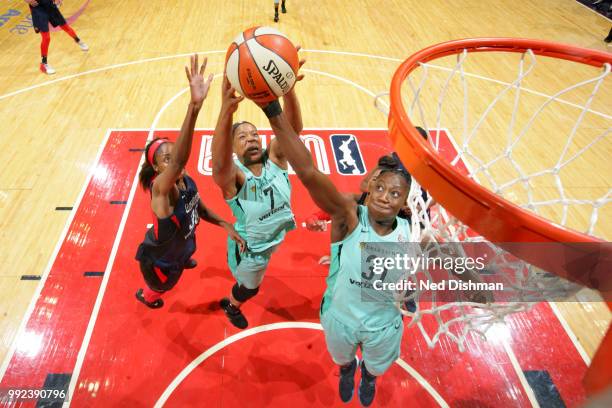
[262,100,282,118]
[311,209,331,222]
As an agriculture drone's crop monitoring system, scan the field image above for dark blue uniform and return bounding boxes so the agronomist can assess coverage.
[30,0,67,33]
[135,175,200,292]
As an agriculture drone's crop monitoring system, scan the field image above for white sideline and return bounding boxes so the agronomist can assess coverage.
[0,129,112,382]
[64,137,146,406]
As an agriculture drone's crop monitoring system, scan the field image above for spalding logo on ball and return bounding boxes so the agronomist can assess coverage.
[225,26,299,104]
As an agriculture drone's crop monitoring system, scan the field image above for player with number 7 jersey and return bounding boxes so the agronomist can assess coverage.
[211,67,304,329]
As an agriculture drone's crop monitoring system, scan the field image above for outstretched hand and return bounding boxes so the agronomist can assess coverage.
[221,75,245,114]
[185,54,214,108]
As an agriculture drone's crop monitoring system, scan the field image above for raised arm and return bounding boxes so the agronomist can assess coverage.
[265,102,358,241]
[152,55,213,212]
[211,77,244,199]
[282,46,305,134]
[269,47,305,166]
[282,88,303,134]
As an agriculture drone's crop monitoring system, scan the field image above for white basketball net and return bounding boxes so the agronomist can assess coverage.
[376,47,611,351]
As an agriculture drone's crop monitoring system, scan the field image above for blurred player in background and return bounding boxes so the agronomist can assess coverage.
[274,0,287,22]
[24,0,89,74]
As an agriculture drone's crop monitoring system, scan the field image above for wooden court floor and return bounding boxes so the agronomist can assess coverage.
[0,0,610,405]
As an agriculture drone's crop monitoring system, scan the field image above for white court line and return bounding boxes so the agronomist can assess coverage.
[0,48,400,102]
[1,48,609,121]
[0,129,113,382]
[395,358,449,408]
[305,49,401,62]
[64,133,147,406]
[501,338,540,407]
[154,322,448,408]
[302,68,390,110]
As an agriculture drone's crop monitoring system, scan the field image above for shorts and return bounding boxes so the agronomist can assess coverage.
[227,237,277,289]
[139,256,183,293]
[320,309,404,376]
[30,2,67,33]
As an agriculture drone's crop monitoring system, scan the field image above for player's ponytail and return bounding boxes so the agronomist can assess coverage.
[377,154,397,170]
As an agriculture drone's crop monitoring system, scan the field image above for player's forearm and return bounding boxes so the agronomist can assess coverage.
[268,112,314,179]
[282,89,303,134]
[198,203,229,227]
[172,102,200,168]
[211,108,235,176]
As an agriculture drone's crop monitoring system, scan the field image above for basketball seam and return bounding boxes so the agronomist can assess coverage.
[229,48,245,96]
[254,26,287,39]
[235,32,245,46]
[253,35,296,74]
[245,39,279,99]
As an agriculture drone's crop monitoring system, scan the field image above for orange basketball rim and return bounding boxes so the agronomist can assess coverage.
[388,37,612,396]
[389,38,611,290]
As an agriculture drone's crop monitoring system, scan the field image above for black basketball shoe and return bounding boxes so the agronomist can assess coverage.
[339,357,358,402]
[220,298,248,329]
[184,258,198,269]
[358,361,377,407]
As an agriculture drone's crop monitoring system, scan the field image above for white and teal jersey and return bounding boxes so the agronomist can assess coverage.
[322,205,411,331]
[227,152,296,252]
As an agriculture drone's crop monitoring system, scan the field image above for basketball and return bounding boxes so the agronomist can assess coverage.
[225,26,299,104]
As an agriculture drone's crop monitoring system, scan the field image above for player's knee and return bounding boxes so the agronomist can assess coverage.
[232,283,259,302]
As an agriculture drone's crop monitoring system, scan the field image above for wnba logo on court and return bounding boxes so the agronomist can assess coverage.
[330,134,366,175]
